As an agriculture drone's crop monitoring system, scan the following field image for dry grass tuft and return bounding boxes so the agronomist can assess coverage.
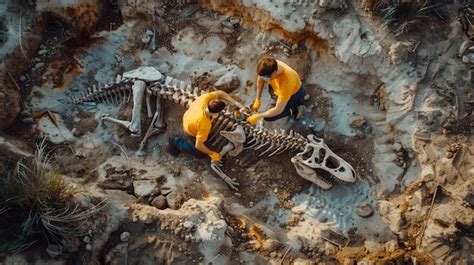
[362,0,447,36]
[0,140,107,253]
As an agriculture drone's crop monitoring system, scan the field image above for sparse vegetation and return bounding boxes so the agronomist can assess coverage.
[0,141,106,253]
[362,0,447,36]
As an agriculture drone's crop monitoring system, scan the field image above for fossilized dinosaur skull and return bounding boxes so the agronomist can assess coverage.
[291,134,356,189]
[122,66,163,81]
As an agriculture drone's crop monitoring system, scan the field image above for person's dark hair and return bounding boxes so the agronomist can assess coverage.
[257,57,278,76]
[208,99,226,113]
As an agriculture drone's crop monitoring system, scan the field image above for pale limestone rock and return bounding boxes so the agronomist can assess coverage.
[384,239,398,252]
[388,41,413,66]
[378,200,403,233]
[133,180,158,197]
[349,115,367,128]
[214,70,240,93]
[261,239,281,252]
[166,191,184,210]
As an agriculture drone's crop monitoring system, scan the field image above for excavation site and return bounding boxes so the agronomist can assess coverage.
[0,0,472,264]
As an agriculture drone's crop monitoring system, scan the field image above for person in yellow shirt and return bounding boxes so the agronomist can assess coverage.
[246,57,305,125]
[168,90,245,162]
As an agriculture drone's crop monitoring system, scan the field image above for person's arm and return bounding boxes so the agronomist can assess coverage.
[195,122,220,161]
[247,99,286,125]
[214,90,244,109]
[258,100,286,118]
[195,139,216,156]
[255,76,264,100]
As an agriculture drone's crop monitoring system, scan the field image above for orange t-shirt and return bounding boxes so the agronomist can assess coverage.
[182,92,218,142]
[269,60,302,102]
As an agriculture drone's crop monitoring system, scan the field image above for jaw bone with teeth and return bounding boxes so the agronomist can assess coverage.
[291,135,356,190]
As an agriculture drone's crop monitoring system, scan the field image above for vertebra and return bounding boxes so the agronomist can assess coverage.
[69,66,356,190]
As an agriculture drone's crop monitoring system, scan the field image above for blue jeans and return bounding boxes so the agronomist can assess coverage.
[264,84,305,121]
[172,136,206,158]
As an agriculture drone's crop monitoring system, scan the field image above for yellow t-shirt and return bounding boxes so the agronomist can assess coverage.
[269,60,302,102]
[182,92,218,142]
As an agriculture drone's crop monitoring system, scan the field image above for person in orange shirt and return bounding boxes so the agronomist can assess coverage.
[246,57,305,125]
[168,90,245,162]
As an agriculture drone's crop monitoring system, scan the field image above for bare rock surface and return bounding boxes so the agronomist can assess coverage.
[133,180,158,197]
[214,70,241,93]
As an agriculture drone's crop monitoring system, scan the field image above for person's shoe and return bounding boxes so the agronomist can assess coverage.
[294,105,305,121]
[167,137,180,157]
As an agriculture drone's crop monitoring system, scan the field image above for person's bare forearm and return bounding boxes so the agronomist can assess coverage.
[196,140,215,156]
[215,91,244,109]
[260,101,286,118]
[226,96,244,109]
[255,77,264,100]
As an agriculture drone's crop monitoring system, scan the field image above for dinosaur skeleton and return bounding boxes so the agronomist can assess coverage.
[69,66,356,190]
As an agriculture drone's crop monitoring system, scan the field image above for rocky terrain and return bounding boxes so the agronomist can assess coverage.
[0,0,472,264]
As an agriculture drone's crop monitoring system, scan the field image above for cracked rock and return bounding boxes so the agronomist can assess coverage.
[133,180,158,197]
[349,115,367,128]
[214,70,240,93]
[166,191,184,210]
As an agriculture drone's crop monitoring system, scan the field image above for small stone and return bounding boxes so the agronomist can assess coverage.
[183,221,194,229]
[222,27,234,34]
[291,43,298,50]
[19,75,27,82]
[83,236,91,243]
[221,21,234,28]
[145,29,154,36]
[141,34,151,44]
[356,202,374,217]
[270,251,277,258]
[392,142,402,152]
[35,62,45,69]
[349,115,367,128]
[229,17,240,25]
[38,49,47,55]
[46,244,62,258]
[166,191,184,210]
[85,244,92,251]
[234,192,242,197]
[151,195,167,209]
[249,201,254,207]
[22,117,34,123]
[303,94,310,101]
[120,231,130,242]
[445,151,454,159]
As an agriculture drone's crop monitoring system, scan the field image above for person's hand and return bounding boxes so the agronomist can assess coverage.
[209,152,221,162]
[252,99,261,112]
[246,114,261,125]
